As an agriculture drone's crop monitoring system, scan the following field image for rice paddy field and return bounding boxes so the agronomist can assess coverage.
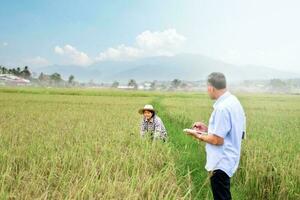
[0,87,299,199]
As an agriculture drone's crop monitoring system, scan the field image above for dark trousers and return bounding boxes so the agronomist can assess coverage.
[210,169,232,200]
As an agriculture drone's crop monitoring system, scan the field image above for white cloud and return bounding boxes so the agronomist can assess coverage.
[24,56,50,67]
[54,46,64,55]
[3,42,8,47]
[96,29,186,61]
[54,29,186,65]
[54,44,92,66]
[136,29,186,51]
[96,45,143,61]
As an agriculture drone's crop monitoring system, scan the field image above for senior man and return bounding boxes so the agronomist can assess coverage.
[186,72,246,200]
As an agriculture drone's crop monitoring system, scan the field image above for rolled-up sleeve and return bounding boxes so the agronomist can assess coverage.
[209,108,231,138]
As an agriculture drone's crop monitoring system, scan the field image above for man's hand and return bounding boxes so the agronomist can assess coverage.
[185,130,202,140]
[185,131,224,145]
[192,121,208,132]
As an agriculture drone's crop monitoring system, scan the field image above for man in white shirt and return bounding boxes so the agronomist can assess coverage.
[186,72,246,200]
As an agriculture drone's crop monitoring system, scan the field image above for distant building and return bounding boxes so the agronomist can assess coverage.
[0,74,30,86]
[138,82,152,90]
[117,85,135,90]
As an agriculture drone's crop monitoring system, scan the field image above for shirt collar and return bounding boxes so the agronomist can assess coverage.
[213,91,231,109]
[144,117,154,123]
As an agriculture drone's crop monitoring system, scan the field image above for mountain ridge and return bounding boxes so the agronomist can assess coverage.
[35,54,299,82]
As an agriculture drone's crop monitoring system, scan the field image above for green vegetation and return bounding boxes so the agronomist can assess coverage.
[0,87,299,199]
[156,94,300,199]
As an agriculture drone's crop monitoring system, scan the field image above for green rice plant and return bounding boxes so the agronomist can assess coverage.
[0,88,299,199]
[0,91,187,199]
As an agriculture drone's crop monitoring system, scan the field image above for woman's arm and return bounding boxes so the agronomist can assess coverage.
[154,117,167,140]
[140,119,146,137]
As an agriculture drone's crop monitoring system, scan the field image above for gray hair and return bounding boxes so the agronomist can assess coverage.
[207,72,226,89]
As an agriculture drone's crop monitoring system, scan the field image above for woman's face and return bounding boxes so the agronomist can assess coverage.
[143,110,153,120]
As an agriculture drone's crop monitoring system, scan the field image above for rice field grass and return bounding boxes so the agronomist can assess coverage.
[156,94,300,200]
[0,87,299,199]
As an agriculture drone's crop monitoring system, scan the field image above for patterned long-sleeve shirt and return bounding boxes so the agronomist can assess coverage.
[140,115,167,141]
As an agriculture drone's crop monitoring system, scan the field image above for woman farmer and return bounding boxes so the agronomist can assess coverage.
[139,104,167,141]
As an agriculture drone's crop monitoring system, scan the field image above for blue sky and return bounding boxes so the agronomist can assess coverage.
[1,0,299,72]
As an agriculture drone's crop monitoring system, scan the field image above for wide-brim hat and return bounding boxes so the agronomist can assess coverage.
[138,104,156,114]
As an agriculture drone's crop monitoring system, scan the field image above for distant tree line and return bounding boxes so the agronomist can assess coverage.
[0,65,31,79]
[0,65,76,86]
[110,78,190,91]
[38,72,76,86]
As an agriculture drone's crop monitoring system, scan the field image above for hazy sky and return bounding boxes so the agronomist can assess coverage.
[0,0,299,72]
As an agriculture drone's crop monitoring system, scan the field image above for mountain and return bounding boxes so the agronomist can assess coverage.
[35,54,300,82]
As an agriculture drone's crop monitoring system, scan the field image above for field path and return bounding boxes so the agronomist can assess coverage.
[151,97,211,199]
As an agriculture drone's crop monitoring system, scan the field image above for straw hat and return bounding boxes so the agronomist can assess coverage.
[138,104,156,114]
